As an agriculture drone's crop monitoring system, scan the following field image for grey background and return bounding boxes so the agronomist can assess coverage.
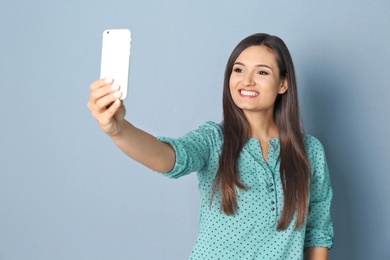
[1,0,389,259]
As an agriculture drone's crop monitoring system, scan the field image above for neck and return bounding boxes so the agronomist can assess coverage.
[244,110,278,141]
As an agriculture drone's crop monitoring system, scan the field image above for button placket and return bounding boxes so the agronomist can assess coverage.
[267,181,278,226]
[249,138,279,227]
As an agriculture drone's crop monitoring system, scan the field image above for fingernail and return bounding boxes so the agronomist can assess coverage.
[111,84,120,91]
[113,91,122,98]
[104,78,113,83]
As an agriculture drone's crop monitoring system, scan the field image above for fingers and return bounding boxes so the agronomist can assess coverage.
[87,78,124,121]
[89,78,115,103]
[89,78,121,108]
[98,99,123,125]
[90,78,113,91]
[95,87,121,112]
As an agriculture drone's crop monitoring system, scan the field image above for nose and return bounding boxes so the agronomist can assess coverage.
[243,73,255,86]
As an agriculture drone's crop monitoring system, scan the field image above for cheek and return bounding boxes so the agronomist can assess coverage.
[229,74,240,89]
[228,80,238,103]
[229,78,234,93]
[229,76,233,86]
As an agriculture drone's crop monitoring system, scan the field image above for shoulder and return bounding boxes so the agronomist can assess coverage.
[303,135,330,180]
[303,134,326,154]
[199,121,222,131]
[160,121,223,149]
[303,134,328,167]
[196,121,223,140]
[158,121,222,144]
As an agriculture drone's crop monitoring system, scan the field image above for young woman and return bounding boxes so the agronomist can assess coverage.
[87,33,334,259]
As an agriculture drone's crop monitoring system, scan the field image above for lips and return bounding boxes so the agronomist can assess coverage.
[240,89,259,97]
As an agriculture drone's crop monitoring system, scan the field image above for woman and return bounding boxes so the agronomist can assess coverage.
[88,33,334,259]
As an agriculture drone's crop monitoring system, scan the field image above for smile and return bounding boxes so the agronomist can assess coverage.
[240,90,259,97]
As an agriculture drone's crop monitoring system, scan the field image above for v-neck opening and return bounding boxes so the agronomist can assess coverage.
[247,137,278,164]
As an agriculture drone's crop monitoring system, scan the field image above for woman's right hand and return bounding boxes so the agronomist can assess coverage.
[87,78,175,172]
[87,78,126,136]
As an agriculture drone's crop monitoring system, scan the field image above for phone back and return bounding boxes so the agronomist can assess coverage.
[100,29,131,100]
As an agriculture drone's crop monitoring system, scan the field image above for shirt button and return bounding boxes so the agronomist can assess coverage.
[271,207,275,211]
[271,201,275,204]
[270,188,274,192]
[269,183,273,187]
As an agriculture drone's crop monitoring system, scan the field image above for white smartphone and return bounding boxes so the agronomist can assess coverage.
[100,29,131,100]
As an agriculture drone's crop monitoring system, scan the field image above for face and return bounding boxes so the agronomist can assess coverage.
[229,45,288,117]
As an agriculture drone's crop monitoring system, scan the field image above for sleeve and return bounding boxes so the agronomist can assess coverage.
[155,122,221,179]
[304,136,334,249]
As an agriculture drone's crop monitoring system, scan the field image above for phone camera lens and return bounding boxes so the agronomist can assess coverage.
[107,31,110,34]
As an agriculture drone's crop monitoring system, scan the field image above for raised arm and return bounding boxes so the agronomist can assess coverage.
[87,78,175,172]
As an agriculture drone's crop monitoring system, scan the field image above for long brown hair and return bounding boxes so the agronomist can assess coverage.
[212,33,311,230]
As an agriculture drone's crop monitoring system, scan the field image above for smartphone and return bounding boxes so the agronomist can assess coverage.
[100,29,131,100]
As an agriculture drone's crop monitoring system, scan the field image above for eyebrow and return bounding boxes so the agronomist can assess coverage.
[233,62,273,70]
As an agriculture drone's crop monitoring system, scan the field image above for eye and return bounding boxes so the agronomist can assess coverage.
[258,71,268,75]
[233,67,243,73]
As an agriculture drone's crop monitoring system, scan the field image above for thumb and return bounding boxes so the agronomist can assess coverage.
[106,99,122,117]
[114,101,126,121]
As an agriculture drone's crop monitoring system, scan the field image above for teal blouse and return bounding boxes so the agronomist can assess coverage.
[157,122,333,260]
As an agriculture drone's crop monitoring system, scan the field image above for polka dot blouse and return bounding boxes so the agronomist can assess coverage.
[157,122,334,260]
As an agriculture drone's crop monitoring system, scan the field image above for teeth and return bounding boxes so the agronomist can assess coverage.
[240,90,258,96]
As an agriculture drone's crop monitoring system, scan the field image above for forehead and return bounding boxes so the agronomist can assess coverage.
[235,45,278,67]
